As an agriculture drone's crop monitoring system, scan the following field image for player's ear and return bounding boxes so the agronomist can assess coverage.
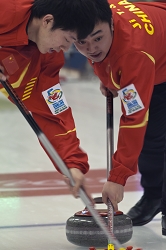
[43,14,54,28]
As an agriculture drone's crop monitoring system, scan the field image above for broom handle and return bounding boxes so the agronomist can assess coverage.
[106,92,115,241]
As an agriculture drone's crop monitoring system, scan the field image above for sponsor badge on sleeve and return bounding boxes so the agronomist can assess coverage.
[118,83,144,115]
[42,83,69,115]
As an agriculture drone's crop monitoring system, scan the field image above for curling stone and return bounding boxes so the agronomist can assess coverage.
[66,197,133,247]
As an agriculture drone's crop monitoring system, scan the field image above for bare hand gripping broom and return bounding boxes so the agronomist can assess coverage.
[0,76,122,249]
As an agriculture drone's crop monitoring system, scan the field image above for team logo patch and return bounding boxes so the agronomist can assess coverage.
[118,83,144,115]
[42,83,68,115]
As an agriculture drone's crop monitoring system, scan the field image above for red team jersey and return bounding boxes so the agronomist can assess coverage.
[89,0,166,185]
[0,0,89,174]
[1,0,166,186]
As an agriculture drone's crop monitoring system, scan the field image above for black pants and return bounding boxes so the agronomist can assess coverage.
[138,82,166,215]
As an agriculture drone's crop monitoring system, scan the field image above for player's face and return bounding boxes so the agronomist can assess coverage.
[36,15,77,54]
[74,22,113,62]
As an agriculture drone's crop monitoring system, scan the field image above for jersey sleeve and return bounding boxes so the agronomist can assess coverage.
[29,52,89,174]
[108,51,155,185]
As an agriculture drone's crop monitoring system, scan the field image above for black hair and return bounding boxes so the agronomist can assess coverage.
[31,0,112,39]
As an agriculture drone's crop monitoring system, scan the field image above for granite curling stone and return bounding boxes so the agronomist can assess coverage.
[66,197,133,247]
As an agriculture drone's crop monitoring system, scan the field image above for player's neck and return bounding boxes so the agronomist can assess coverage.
[27,18,40,43]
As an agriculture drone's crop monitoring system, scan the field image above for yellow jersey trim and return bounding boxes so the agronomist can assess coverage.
[120,110,149,128]
[55,128,76,136]
[110,71,120,89]
[0,63,30,97]
[141,51,155,64]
